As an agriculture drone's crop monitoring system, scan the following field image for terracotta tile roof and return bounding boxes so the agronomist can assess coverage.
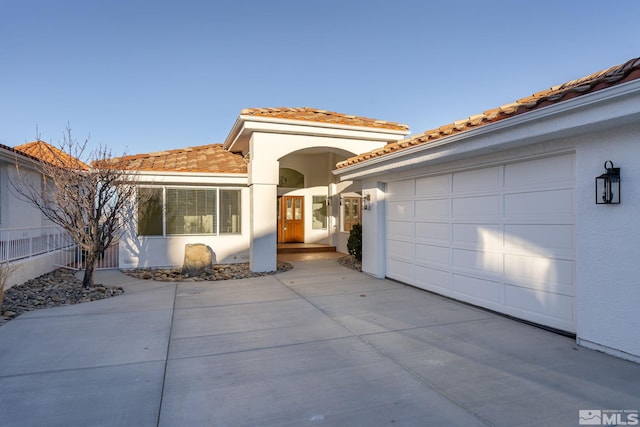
[15,140,90,170]
[111,143,247,174]
[337,57,640,169]
[241,107,409,131]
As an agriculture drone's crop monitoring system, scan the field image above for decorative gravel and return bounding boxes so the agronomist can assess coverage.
[338,255,362,271]
[0,268,124,326]
[123,261,293,282]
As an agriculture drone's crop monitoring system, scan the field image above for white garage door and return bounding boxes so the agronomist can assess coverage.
[386,153,576,332]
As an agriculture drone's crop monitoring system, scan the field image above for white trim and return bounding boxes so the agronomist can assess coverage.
[242,119,407,142]
[134,170,248,185]
[239,114,410,136]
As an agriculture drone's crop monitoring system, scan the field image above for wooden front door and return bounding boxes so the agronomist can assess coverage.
[278,196,304,243]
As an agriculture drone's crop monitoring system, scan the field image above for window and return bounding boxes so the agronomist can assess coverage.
[343,197,361,232]
[167,188,216,235]
[138,188,163,236]
[220,189,241,234]
[137,186,241,236]
[312,196,327,230]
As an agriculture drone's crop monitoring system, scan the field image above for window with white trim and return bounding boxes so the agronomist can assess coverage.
[312,195,327,230]
[137,186,241,236]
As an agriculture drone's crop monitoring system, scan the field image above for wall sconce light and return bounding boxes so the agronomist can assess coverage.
[595,160,620,204]
[362,193,371,210]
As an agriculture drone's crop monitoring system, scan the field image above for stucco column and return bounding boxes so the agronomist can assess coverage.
[249,183,277,272]
[361,180,386,278]
[249,157,279,272]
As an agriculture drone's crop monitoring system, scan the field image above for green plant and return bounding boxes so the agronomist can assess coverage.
[347,223,362,261]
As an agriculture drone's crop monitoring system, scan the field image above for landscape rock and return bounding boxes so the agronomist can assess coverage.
[182,243,215,277]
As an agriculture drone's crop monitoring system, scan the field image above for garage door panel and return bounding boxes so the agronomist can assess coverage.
[453,166,500,192]
[504,285,575,325]
[504,224,574,255]
[453,248,502,277]
[387,220,414,239]
[415,199,449,218]
[387,258,413,283]
[387,200,414,219]
[416,243,450,266]
[452,274,502,304]
[387,180,414,198]
[505,154,574,188]
[453,223,502,250]
[504,189,574,216]
[387,239,413,260]
[415,222,449,243]
[415,174,450,196]
[504,254,574,291]
[452,195,500,217]
[414,265,451,291]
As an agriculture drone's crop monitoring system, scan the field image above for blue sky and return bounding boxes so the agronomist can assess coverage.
[2,0,639,157]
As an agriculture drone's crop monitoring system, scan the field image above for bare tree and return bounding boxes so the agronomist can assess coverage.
[12,126,139,288]
[0,261,20,312]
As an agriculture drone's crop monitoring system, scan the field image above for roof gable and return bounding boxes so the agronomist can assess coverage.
[112,143,247,174]
[337,57,640,169]
[14,141,90,170]
[241,107,409,132]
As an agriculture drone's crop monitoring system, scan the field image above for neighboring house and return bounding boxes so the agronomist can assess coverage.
[0,141,81,288]
[334,56,640,362]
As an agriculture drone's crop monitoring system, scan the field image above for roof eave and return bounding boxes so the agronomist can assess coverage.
[334,78,640,180]
[129,170,248,185]
[237,114,411,136]
[222,116,247,152]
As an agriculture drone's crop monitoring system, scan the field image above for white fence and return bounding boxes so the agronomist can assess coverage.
[0,225,119,270]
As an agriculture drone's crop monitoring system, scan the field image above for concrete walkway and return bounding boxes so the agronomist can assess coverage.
[0,254,639,427]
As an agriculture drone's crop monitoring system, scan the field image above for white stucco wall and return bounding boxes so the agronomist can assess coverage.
[3,251,69,290]
[120,185,251,268]
[361,180,386,278]
[279,153,335,188]
[1,158,62,285]
[575,123,640,362]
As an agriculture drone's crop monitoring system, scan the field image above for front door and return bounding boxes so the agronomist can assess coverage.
[278,196,304,243]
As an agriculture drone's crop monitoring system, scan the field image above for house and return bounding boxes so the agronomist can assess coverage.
[333,57,640,362]
[4,56,640,362]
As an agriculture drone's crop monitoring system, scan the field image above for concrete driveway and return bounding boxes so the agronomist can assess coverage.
[0,253,639,427]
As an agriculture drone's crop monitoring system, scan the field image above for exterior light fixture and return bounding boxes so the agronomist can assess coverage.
[595,161,620,204]
[362,193,371,210]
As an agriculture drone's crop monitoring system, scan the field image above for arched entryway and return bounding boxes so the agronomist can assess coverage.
[221,111,410,272]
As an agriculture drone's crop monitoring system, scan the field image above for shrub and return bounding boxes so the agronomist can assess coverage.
[347,223,362,261]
